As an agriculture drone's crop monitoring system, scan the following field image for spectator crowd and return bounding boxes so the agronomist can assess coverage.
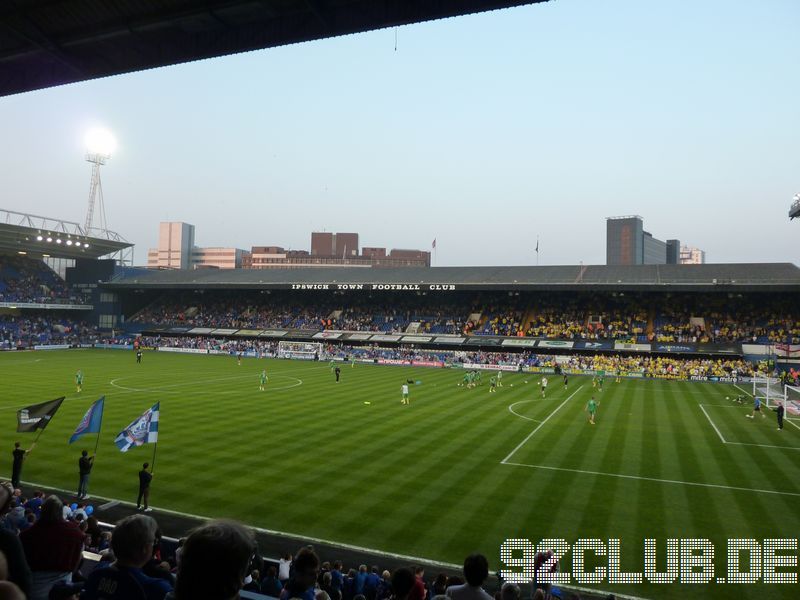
[130,291,800,345]
[0,480,539,600]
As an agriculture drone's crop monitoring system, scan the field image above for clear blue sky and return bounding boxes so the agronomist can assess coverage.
[1,0,798,266]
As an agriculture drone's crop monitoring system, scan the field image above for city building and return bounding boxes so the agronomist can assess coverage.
[680,246,706,264]
[606,216,679,265]
[146,224,430,269]
[147,222,244,269]
[146,222,195,269]
[311,232,359,258]
[191,247,244,269]
[666,239,680,265]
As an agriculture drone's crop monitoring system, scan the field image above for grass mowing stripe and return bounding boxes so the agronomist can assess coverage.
[5,352,800,599]
[500,385,583,464]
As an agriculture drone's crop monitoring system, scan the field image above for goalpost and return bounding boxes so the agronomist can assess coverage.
[753,375,782,405]
[277,341,323,361]
[784,386,800,418]
[756,376,800,418]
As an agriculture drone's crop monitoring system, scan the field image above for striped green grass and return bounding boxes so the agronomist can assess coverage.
[1,349,799,600]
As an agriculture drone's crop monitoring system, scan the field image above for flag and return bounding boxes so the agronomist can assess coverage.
[432,239,436,249]
[535,237,539,253]
[17,397,64,433]
[114,402,159,452]
[69,396,105,444]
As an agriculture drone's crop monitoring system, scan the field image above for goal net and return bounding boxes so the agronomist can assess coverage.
[753,376,782,405]
[784,386,800,418]
[277,341,322,360]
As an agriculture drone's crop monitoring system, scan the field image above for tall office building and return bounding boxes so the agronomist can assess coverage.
[666,240,680,265]
[606,216,678,265]
[146,222,195,269]
[311,232,360,258]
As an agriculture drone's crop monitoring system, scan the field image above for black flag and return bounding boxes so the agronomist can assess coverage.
[17,397,64,433]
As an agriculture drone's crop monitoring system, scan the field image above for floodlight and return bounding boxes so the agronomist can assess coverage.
[85,127,116,157]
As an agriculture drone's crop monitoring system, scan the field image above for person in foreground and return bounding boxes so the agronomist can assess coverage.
[444,554,492,600]
[82,514,173,600]
[168,520,255,600]
[280,547,320,600]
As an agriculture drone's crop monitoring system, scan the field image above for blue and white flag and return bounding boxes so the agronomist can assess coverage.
[114,402,159,452]
[69,396,105,444]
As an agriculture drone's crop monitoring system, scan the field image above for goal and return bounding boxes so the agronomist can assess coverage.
[782,386,800,418]
[753,376,782,405]
[277,341,322,361]
[758,378,800,418]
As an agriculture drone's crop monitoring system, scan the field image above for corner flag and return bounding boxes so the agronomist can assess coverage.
[115,402,159,452]
[69,397,105,444]
[17,397,64,432]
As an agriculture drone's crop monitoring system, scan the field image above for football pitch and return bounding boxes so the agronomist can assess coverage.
[2,349,799,600]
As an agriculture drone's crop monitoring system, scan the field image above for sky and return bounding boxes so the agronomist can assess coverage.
[1,0,798,267]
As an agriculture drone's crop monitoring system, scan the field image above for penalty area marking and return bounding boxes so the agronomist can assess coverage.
[507,400,543,423]
[501,386,583,465]
[700,403,800,449]
[735,383,800,433]
[501,462,800,498]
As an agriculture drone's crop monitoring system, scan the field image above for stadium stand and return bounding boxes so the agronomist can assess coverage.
[0,314,99,349]
[0,256,87,305]
[129,290,800,344]
[0,481,521,600]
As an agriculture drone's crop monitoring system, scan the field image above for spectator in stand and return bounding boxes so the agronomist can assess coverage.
[320,571,340,600]
[389,568,415,600]
[169,520,254,600]
[280,547,320,600]
[356,565,368,596]
[261,565,284,597]
[278,552,292,584]
[499,583,519,600]
[0,550,25,600]
[364,566,381,600]
[445,554,492,600]
[19,496,84,600]
[82,514,172,600]
[330,560,344,597]
[343,569,357,600]
[375,570,392,600]
[432,574,448,597]
[0,482,31,597]
[409,567,425,600]
[24,491,44,520]
[243,569,261,593]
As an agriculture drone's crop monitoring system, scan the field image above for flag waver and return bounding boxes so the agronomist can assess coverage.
[70,397,105,444]
[17,397,64,433]
[115,402,159,452]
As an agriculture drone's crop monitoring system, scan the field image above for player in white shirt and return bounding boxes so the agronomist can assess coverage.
[401,383,410,405]
[541,377,548,398]
[496,370,503,387]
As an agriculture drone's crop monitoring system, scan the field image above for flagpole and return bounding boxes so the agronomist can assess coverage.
[92,421,102,456]
[32,427,46,447]
[150,441,158,475]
